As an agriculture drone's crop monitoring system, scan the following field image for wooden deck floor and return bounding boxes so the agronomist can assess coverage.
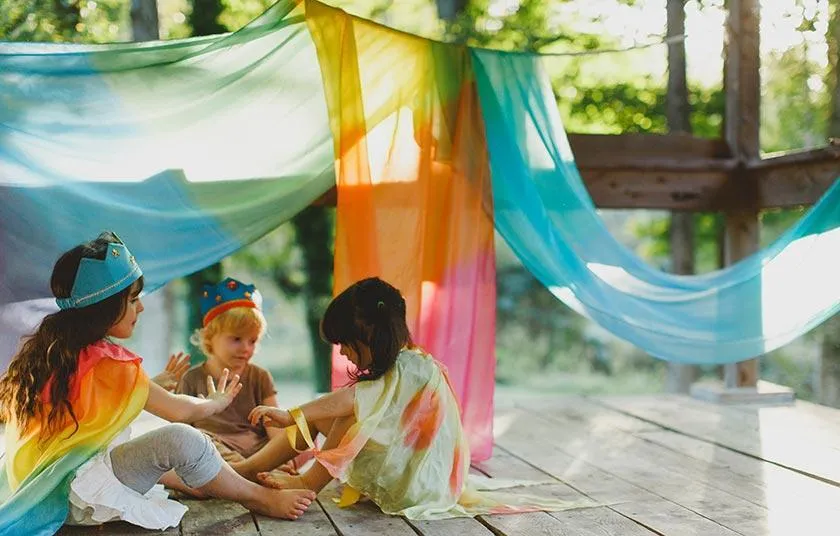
[44,393,840,535]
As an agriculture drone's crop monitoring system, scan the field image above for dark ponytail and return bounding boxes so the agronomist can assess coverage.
[320,277,412,382]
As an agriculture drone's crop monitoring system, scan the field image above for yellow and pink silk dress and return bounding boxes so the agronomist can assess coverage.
[0,340,175,535]
[296,347,591,520]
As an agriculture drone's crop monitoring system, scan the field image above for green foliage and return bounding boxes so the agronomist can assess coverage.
[557,82,724,136]
[219,0,274,31]
[446,0,611,52]
[762,45,830,152]
[1,0,126,42]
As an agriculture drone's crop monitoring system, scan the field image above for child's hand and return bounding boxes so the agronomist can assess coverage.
[249,405,293,428]
[151,352,191,392]
[201,368,243,412]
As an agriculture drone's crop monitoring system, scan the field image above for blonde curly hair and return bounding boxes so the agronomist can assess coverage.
[190,306,267,358]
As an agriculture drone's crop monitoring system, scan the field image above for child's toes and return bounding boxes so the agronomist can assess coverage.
[257,472,282,488]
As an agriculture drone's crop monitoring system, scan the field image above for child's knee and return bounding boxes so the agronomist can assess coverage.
[157,423,207,452]
[158,424,223,489]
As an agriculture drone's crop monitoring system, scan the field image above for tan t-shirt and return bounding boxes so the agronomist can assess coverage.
[176,363,277,457]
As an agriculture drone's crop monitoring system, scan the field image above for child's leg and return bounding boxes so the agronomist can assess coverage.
[232,419,332,481]
[160,432,244,498]
[109,423,316,520]
[258,415,356,493]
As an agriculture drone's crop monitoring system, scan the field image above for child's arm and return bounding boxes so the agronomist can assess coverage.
[146,369,242,423]
[249,386,355,428]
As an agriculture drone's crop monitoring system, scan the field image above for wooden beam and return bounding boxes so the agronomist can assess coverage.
[310,134,837,210]
[569,133,731,161]
[581,165,732,210]
[753,146,840,207]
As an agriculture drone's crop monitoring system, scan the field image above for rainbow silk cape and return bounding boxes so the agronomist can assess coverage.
[0,341,149,535]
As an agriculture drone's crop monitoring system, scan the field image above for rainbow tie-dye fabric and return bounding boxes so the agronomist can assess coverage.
[0,341,149,535]
[1,0,838,475]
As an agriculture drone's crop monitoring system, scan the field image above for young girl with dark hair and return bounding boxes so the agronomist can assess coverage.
[235,277,587,520]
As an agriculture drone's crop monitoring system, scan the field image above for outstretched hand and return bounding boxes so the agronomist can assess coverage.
[151,352,191,392]
[249,405,294,429]
[200,368,243,413]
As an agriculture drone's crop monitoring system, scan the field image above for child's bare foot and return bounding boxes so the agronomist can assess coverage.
[243,488,316,520]
[257,471,306,490]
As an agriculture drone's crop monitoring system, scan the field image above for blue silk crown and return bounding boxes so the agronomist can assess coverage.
[200,277,260,326]
[56,242,143,310]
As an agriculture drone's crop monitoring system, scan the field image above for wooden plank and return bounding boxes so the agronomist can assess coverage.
[491,425,740,535]
[57,521,178,535]
[483,508,661,536]
[634,430,840,533]
[523,402,773,509]
[595,395,840,484]
[631,393,840,446]
[553,397,840,533]
[409,517,494,536]
[253,500,337,536]
[180,498,259,535]
[510,395,660,434]
[316,482,417,536]
[498,405,777,535]
[476,447,658,536]
[637,429,840,509]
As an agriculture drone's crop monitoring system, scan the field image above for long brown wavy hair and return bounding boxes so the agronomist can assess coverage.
[320,277,413,382]
[0,232,143,439]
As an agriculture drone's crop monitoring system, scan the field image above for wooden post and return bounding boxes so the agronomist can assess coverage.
[692,0,792,404]
[722,0,761,390]
[722,210,760,389]
[665,0,698,393]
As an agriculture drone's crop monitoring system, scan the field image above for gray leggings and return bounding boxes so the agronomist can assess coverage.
[109,423,224,494]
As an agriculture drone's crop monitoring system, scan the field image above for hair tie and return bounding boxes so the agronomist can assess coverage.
[377,300,385,309]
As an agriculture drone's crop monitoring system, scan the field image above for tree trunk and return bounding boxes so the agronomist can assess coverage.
[131,0,160,41]
[290,207,334,393]
[435,0,468,22]
[190,0,226,36]
[183,0,225,363]
[665,0,698,393]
